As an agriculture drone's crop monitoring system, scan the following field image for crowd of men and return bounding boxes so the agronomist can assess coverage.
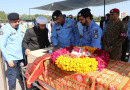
[0,8,129,90]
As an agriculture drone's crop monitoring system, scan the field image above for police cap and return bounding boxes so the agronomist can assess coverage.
[8,13,19,20]
[77,8,92,18]
[52,10,62,20]
[69,15,73,18]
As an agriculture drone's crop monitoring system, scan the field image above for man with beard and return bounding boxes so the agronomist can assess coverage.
[77,8,102,49]
[0,13,25,90]
[51,10,80,48]
[22,16,50,56]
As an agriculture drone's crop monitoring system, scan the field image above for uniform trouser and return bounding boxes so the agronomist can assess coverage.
[23,54,27,66]
[6,60,24,89]
[109,47,122,60]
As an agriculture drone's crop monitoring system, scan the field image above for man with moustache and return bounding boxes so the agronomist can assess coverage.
[51,10,80,48]
[77,8,102,49]
[0,13,25,90]
[102,8,128,60]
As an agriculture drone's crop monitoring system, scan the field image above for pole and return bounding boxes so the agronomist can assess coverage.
[29,8,30,18]
[28,8,31,28]
[104,0,106,17]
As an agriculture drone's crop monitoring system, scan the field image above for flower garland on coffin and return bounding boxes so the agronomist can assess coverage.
[51,46,110,73]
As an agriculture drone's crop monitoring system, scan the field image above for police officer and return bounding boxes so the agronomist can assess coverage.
[22,16,50,56]
[77,8,102,49]
[121,17,129,62]
[51,10,80,48]
[68,15,73,19]
[68,14,78,25]
[102,13,110,36]
[102,8,128,60]
[0,13,25,90]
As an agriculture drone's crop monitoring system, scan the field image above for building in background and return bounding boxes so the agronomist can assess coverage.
[120,12,128,20]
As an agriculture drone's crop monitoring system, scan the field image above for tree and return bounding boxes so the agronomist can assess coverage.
[0,11,7,22]
[93,16,101,22]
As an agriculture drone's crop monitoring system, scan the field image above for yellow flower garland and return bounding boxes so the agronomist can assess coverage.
[55,56,98,73]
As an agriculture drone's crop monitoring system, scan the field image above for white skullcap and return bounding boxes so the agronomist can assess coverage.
[36,16,48,24]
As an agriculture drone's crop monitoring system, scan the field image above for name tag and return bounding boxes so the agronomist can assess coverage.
[66,24,72,29]
[56,28,60,31]
[67,26,72,29]
[10,32,16,36]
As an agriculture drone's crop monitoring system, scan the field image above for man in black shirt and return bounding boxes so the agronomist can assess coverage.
[22,16,50,56]
[100,16,105,30]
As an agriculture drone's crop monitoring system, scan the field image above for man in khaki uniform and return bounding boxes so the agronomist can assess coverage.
[102,8,128,60]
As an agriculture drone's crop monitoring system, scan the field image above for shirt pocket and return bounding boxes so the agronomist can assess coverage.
[63,26,72,37]
[56,29,63,38]
[83,32,91,41]
[9,32,18,41]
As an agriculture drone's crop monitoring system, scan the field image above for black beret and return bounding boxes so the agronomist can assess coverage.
[8,13,19,20]
[106,13,110,17]
[78,8,91,18]
[122,17,128,21]
[52,10,62,20]
[62,14,66,18]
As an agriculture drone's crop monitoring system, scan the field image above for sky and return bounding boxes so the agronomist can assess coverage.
[0,0,130,17]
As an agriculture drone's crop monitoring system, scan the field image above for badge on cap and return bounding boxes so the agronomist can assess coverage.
[54,16,57,19]
[78,13,81,16]
[0,31,3,35]
[111,10,113,13]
